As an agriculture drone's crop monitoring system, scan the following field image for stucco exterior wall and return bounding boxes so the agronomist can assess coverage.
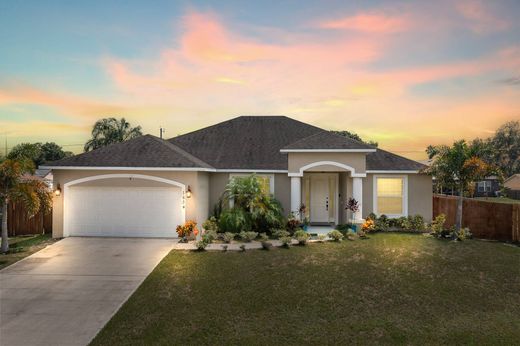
[362,173,432,221]
[51,169,209,238]
[287,152,367,175]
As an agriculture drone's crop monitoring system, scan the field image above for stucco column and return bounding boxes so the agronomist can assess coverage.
[352,177,363,222]
[290,176,301,215]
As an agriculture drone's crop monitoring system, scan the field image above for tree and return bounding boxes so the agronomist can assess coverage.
[84,117,143,152]
[7,142,72,166]
[0,158,52,253]
[425,140,490,233]
[490,121,519,177]
[330,130,378,147]
[41,142,73,162]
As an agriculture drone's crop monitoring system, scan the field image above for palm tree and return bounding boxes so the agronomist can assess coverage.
[84,117,143,152]
[0,158,52,253]
[425,140,491,233]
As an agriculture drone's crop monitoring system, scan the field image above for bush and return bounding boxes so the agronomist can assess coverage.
[239,244,247,252]
[223,175,284,234]
[202,216,219,232]
[219,208,251,233]
[457,227,472,241]
[176,220,198,239]
[221,244,228,251]
[430,214,446,238]
[374,215,390,232]
[279,236,292,247]
[222,232,236,243]
[259,232,272,250]
[294,229,310,245]
[195,239,209,251]
[286,213,300,235]
[239,231,258,242]
[272,229,290,239]
[411,215,426,232]
[317,234,327,242]
[202,229,218,243]
[361,219,375,232]
[336,223,354,236]
[328,230,344,241]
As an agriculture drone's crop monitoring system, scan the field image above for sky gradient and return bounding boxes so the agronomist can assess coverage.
[1,0,519,160]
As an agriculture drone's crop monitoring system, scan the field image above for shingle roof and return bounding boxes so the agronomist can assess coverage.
[46,135,213,169]
[169,116,323,170]
[366,148,426,171]
[282,130,375,151]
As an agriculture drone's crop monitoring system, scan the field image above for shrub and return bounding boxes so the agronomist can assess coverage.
[272,229,290,239]
[176,220,198,239]
[279,236,292,247]
[328,230,344,241]
[259,233,271,249]
[221,244,228,251]
[361,219,375,232]
[286,213,300,235]
[430,214,446,238]
[195,239,209,251]
[218,208,251,233]
[457,227,472,241]
[239,231,258,242]
[374,215,390,232]
[335,223,354,233]
[294,229,310,245]
[223,175,284,234]
[357,228,368,239]
[202,229,218,243]
[259,232,269,241]
[317,234,327,242]
[411,215,426,232]
[202,216,219,232]
[367,212,377,221]
[222,232,235,243]
[239,244,246,252]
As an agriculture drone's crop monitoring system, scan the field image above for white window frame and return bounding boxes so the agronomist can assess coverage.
[229,173,275,195]
[372,175,408,218]
[477,181,491,192]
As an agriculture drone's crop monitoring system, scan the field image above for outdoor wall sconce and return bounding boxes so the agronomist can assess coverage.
[186,186,192,198]
[55,183,62,196]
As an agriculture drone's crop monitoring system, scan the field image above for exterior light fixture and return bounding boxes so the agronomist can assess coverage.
[186,186,192,198]
[55,183,62,196]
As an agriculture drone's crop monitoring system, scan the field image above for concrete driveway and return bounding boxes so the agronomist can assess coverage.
[0,237,174,346]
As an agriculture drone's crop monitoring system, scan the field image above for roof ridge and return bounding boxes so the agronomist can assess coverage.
[283,129,375,150]
[147,135,214,168]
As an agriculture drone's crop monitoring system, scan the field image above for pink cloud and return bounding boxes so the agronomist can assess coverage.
[456,0,510,33]
[318,13,410,33]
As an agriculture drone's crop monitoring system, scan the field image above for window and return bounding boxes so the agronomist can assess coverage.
[477,181,491,192]
[374,176,407,217]
[229,174,274,195]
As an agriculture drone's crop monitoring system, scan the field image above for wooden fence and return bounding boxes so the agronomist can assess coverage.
[433,194,520,242]
[6,202,52,236]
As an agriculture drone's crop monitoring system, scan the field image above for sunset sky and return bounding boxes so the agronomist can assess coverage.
[1,1,519,160]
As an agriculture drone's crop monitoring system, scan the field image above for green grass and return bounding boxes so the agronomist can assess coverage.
[474,197,520,204]
[91,234,520,345]
[0,234,56,270]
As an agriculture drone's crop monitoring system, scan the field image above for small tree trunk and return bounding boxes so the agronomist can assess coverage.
[455,186,463,233]
[1,201,9,253]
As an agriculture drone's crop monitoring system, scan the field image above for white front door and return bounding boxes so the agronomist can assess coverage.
[309,174,337,224]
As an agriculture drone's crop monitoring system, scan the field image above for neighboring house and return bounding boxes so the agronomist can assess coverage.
[42,116,432,238]
[504,174,520,200]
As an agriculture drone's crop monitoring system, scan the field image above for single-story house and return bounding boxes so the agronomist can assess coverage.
[42,116,432,238]
[504,174,520,200]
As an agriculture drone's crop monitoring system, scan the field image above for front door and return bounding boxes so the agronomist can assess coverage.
[309,174,337,224]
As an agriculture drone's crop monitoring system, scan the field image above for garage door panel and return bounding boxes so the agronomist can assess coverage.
[66,186,182,238]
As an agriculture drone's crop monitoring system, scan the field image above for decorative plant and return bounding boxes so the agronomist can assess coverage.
[346,230,357,241]
[202,229,218,243]
[317,234,327,242]
[239,244,246,252]
[286,213,300,235]
[456,227,472,241]
[328,230,344,241]
[176,220,198,242]
[272,229,290,239]
[222,232,235,243]
[279,235,292,247]
[430,214,447,238]
[345,197,359,215]
[202,216,219,232]
[239,231,258,242]
[221,244,228,251]
[361,219,375,232]
[195,239,209,251]
[294,229,310,245]
[259,233,272,250]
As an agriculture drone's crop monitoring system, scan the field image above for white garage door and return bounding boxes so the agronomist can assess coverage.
[66,186,183,238]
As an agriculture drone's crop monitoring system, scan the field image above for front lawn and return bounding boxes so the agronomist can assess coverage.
[0,234,57,270]
[91,234,520,345]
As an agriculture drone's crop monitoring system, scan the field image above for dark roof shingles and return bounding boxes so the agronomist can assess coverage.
[282,131,375,150]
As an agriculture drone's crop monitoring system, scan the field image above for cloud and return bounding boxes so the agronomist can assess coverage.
[498,76,520,86]
[456,0,510,34]
[318,13,411,33]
